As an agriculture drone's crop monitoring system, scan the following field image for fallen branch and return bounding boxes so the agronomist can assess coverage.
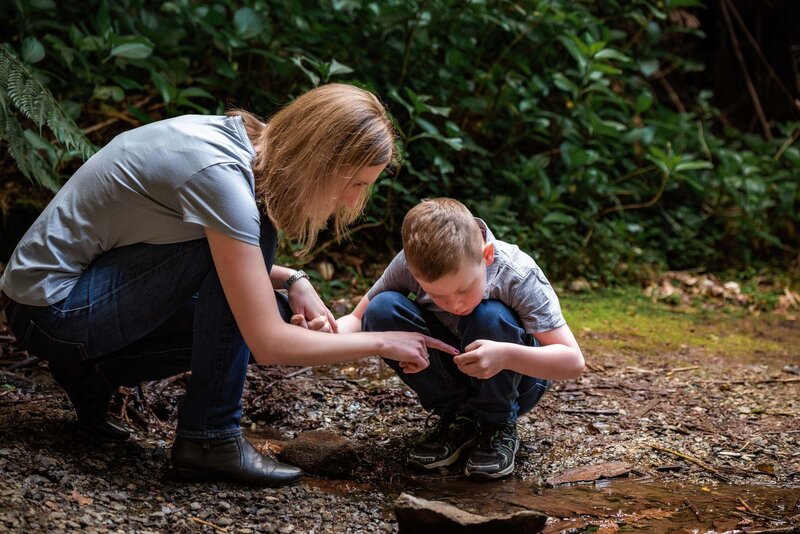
[560,409,619,415]
[683,499,701,521]
[651,444,730,482]
[189,517,228,533]
[665,365,700,377]
[632,398,660,419]
[719,0,772,140]
[6,356,39,371]
[0,394,57,407]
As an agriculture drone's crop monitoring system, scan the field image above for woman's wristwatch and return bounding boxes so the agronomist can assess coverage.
[283,270,310,290]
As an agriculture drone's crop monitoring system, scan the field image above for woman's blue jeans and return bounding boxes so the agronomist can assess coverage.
[6,217,288,440]
[362,291,550,424]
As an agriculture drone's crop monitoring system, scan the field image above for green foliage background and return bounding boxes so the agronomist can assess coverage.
[1,0,798,283]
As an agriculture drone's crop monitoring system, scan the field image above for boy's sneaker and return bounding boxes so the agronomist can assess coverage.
[464,421,519,479]
[408,412,478,470]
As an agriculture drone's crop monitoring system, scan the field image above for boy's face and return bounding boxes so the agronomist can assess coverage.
[414,242,495,316]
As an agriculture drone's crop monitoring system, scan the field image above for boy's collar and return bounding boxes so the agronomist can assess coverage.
[475,218,495,243]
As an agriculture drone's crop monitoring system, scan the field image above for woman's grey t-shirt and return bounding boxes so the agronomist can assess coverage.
[0,114,260,306]
[366,220,566,336]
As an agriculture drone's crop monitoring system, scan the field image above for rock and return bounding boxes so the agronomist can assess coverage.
[277,431,358,477]
[394,493,547,534]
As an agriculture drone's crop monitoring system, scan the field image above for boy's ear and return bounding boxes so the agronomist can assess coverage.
[483,241,495,266]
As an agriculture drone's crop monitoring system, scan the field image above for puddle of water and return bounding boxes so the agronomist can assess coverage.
[306,474,800,532]
[402,478,800,532]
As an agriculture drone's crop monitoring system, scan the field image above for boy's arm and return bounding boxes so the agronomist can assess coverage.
[336,294,370,334]
[454,324,584,381]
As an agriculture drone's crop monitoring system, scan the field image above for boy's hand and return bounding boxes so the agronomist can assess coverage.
[287,277,337,333]
[454,340,507,379]
[290,313,333,332]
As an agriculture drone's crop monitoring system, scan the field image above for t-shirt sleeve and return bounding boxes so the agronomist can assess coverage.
[366,251,417,300]
[176,162,261,246]
[510,268,567,334]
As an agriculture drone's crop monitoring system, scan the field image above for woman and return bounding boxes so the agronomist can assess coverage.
[0,84,457,486]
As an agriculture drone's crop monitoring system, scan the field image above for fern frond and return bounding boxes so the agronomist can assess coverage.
[0,47,96,162]
[0,91,60,191]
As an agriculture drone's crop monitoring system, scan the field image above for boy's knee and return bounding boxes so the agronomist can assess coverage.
[362,291,414,331]
[461,300,525,344]
[470,300,514,324]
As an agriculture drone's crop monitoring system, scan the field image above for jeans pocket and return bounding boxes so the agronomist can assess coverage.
[19,320,89,362]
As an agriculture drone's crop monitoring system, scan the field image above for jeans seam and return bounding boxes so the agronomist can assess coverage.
[55,241,208,313]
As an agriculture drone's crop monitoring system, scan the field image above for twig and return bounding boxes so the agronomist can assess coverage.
[0,370,38,387]
[189,517,228,533]
[600,169,669,216]
[559,408,619,415]
[683,499,701,521]
[657,75,686,113]
[262,366,313,390]
[6,357,39,371]
[0,394,57,407]
[724,0,800,115]
[665,365,700,377]
[706,377,800,385]
[283,366,313,379]
[0,335,16,341]
[719,0,772,139]
[633,398,660,419]
[774,128,800,161]
[651,444,730,482]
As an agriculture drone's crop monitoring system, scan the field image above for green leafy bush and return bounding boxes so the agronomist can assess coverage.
[1,0,797,282]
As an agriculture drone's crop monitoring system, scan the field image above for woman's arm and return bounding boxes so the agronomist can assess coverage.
[270,265,337,332]
[205,228,457,368]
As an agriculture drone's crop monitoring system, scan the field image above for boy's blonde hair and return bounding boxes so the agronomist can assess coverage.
[402,198,483,282]
[231,84,397,253]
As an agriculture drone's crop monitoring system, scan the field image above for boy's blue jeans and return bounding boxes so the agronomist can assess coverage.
[362,291,550,424]
[6,217,289,440]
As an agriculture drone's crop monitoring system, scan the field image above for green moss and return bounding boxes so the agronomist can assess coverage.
[562,288,795,362]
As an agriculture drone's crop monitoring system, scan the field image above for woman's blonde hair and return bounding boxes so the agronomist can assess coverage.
[230,84,397,253]
[402,198,484,282]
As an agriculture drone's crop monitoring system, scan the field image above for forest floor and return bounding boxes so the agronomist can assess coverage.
[0,280,799,533]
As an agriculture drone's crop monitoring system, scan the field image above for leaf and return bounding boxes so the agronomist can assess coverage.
[290,57,319,86]
[674,160,713,172]
[638,59,660,77]
[110,40,154,60]
[234,7,264,40]
[21,37,46,64]
[594,48,631,63]
[635,91,654,113]
[552,73,579,94]
[151,71,174,104]
[92,85,124,102]
[327,59,354,77]
[542,212,577,225]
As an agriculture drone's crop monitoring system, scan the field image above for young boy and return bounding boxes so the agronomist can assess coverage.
[337,198,584,479]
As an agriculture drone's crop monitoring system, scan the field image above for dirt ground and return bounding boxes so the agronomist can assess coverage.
[0,288,798,533]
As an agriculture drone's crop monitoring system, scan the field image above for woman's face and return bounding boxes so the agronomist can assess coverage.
[339,164,385,209]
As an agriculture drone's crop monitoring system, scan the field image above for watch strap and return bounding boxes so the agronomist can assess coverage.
[283,270,310,290]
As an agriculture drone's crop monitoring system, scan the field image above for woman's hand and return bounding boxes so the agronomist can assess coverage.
[287,277,337,333]
[378,332,460,374]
